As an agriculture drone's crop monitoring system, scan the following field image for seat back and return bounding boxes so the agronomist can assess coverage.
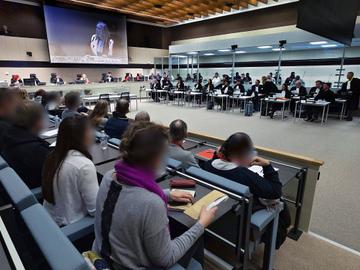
[0,155,8,170]
[99,93,110,102]
[21,204,89,270]
[0,167,37,211]
[167,158,183,171]
[185,166,251,198]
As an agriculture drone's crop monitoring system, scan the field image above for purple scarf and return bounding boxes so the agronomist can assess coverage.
[114,161,168,206]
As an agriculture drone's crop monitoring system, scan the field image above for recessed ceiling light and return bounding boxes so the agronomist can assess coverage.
[187,51,198,55]
[173,55,187,58]
[204,53,215,56]
[218,49,231,52]
[321,44,337,48]
[257,45,272,49]
[310,41,328,45]
[235,50,246,54]
[272,48,286,51]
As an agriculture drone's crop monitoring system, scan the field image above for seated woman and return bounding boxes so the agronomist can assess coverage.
[268,84,291,118]
[42,115,99,226]
[93,121,217,269]
[2,101,51,189]
[203,132,290,249]
[89,100,109,131]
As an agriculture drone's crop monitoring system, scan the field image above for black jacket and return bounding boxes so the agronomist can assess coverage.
[315,89,335,103]
[309,87,322,97]
[290,86,307,97]
[249,85,264,96]
[233,84,245,93]
[338,78,360,109]
[221,85,234,96]
[263,81,278,96]
[1,126,51,189]
[176,81,185,90]
[203,160,282,200]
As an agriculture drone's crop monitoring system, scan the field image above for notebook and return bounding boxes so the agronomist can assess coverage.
[196,149,215,160]
[184,190,226,220]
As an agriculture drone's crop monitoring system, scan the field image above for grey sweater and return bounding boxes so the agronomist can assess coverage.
[93,170,204,269]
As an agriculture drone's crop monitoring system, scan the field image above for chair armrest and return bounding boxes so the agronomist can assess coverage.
[31,187,43,201]
[167,158,182,171]
[61,216,95,242]
[251,209,279,232]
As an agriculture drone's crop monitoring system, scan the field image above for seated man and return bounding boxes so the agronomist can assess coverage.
[233,79,245,95]
[308,80,323,97]
[168,119,199,169]
[0,87,18,152]
[290,80,307,112]
[1,101,51,188]
[61,91,81,119]
[105,99,131,139]
[306,82,335,122]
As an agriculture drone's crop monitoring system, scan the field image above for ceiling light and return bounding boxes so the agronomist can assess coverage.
[321,44,338,48]
[310,41,328,45]
[235,50,246,54]
[257,45,272,49]
[218,49,231,52]
[187,51,198,55]
[204,53,215,56]
[272,48,286,51]
[173,55,187,58]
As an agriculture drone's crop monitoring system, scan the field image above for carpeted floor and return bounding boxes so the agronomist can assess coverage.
[128,101,360,253]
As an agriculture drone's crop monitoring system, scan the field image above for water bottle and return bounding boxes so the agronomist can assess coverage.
[54,115,60,128]
[100,131,108,150]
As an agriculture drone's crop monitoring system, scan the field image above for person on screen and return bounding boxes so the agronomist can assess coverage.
[90,21,114,57]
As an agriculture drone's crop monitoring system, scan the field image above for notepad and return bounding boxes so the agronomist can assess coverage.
[184,190,226,220]
[196,149,215,160]
[171,189,196,197]
[41,129,58,138]
[249,165,279,177]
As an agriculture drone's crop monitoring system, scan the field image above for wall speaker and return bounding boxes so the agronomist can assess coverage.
[26,51,32,57]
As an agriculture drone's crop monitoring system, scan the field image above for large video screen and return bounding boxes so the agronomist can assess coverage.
[44,5,128,64]
[297,0,360,46]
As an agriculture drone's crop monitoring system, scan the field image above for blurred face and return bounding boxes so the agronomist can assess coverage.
[315,81,322,88]
[347,72,354,80]
[282,85,286,91]
[295,81,301,88]
[323,84,330,91]
[255,80,260,86]
[231,150,256,167]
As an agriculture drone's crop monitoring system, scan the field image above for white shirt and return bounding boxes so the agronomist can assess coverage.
[347,79,352,90]
[294,88,300,95]
[212,76,221,86]
[44,150,99,226]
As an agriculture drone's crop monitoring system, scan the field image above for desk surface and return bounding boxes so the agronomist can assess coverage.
[96,160,116,176]
[90,144,119,166]
[159,175,238,228]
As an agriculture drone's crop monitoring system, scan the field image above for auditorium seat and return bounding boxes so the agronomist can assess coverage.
[108,138,121,147]
[0,155,8,170]
[21,204,89,270]
[167,158,183,171]
[147,258,202,270]
[61,216,95,242]
[0,167,37,211]
[31,187,43,201]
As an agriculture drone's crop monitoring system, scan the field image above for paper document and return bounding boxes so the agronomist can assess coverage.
[249,165,279,177]
[41,129,58,138]
[50,141,57,147]
[171,189,196,197]
[184,190,226,220]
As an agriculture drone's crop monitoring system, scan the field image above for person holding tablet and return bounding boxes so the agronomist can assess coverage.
[93,121,216,269]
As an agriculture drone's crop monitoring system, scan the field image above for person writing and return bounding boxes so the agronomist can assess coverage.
[42,115,99,226]
[93,121,217,269]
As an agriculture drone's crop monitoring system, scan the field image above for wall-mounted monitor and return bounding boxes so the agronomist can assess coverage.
[297,0,360,46]
[44,5,128,64]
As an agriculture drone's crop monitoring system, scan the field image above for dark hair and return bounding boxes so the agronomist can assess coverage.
[42,115,92,204]
[120,121,168,167]
[323,82,332,88]
[135,111,150,122]
[35,89,47,106]
[169,119,188,142]
[64,91,81,109]
[115,99,129,116]
[0,87,15,105]
[13,101,44,130]
[282,84,289,91]
[219,132,253,160]
[315,80,323,84]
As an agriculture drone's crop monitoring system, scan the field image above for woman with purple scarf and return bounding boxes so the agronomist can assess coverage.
[93,121,217,270]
